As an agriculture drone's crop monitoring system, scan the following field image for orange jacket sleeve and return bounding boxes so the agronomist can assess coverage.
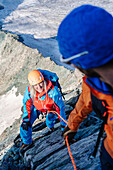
[68,80,93,131]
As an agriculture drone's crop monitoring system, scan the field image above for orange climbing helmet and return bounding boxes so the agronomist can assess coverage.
[28,70,44,86]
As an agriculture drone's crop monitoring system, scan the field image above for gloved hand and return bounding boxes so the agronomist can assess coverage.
[62,126,76,143]
[21,121,31,131]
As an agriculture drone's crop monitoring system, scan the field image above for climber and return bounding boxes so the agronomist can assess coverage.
[20,69,67,151]
[57,4,113,169]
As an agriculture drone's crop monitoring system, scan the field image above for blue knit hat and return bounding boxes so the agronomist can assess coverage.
[57,5,113,69]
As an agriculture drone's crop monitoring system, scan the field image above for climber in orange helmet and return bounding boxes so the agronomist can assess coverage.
[20,69,67,152]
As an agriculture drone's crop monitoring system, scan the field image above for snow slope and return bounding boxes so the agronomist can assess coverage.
[1,0,113,39]
[0,87,23,135]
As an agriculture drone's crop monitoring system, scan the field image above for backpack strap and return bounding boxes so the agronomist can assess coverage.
[91,94,108,158]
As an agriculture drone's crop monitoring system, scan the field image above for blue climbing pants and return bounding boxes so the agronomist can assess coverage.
[20,110,57,144]
[46,112,57,128]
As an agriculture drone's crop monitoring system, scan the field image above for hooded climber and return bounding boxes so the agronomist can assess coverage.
[57,4,113,169]
[20,69,67,151]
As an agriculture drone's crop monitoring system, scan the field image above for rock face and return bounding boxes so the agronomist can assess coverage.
[0,30,103,170]
[0,96,103,170]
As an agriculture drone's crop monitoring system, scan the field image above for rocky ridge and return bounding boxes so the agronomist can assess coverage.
[0,30,83,96]
[0,96,103,170]
[0,30,103,169]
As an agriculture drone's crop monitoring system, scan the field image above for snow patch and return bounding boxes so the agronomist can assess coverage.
[0,87,23,135]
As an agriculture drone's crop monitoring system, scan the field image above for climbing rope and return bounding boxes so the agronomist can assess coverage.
[66,136,77,170]
[48,110,77,170]
[48,110,68,124]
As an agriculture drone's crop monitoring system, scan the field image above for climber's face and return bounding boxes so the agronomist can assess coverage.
[33,81,44,93]
[74,60,113,89]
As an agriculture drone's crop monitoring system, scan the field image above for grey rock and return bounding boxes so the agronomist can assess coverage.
[21,112,101,169]
[65,104,73,114]
[64,95,79,108]
[0,161,9,170]
[13,154,20,161]
[9,157,13,163]
[0,110,103,170]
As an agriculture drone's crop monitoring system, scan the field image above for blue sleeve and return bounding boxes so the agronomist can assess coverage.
[23,86,33,121]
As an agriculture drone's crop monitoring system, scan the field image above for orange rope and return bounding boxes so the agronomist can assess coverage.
[66,136,77,170]
[48,110,68,124]
[48,110,77,169]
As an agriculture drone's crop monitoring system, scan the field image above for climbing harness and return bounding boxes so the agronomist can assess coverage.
[48,110,77,169]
